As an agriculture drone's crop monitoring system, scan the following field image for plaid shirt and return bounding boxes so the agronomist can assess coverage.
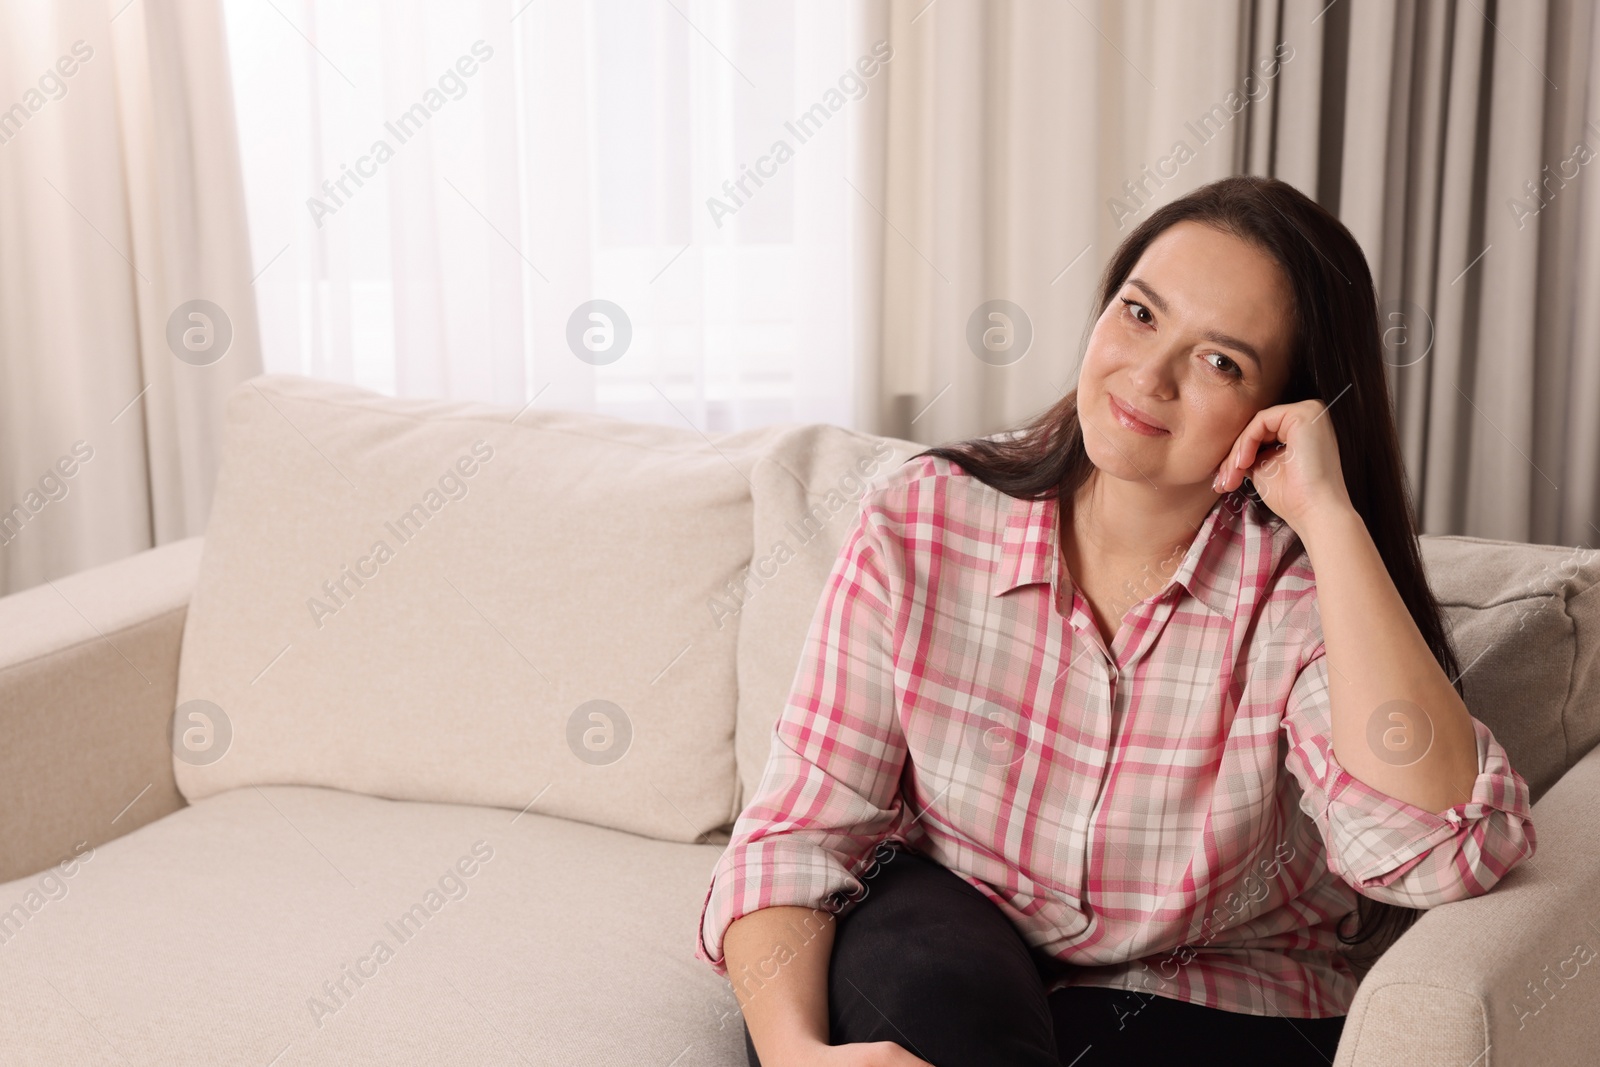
[695,453,1536,1018]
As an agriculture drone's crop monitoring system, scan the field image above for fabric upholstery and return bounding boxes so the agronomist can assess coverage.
[1334,740,1600,1066]
[1418,535,1600,801]
[177,375,788,843]
[0,536,199,883]
[0,785,749,1066]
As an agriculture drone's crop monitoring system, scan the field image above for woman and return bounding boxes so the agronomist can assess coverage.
[695,175,1536,1066]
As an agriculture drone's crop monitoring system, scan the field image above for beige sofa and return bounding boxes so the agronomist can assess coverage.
[1,374,1597,1066]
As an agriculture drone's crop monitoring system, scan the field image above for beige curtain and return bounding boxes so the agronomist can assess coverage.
[1323,0,1600,543]
[853,0,1600,545]
[850,0,1249,449]
[0,0,260,595]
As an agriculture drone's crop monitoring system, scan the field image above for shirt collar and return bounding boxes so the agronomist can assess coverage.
[988,487,1269,618]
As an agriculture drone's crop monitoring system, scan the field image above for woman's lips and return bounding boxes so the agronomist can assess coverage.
[1108,394,1168,436]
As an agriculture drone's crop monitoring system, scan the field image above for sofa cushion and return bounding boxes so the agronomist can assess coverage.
[177,374,787,842]
[729,425,924,812]
[1418,535,1600,801]
[0,786,748,1065]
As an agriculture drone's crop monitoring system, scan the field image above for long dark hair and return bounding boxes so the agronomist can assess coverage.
[909,174,1461,963]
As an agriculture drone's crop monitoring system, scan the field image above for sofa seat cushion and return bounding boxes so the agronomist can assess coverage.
[0,787,747,1066]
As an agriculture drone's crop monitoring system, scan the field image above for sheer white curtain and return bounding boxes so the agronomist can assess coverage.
[223,0,863,430]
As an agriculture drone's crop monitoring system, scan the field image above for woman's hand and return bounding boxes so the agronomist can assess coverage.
[1212,398,1354,534]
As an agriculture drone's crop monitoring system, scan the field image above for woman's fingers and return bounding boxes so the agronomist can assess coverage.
[1223,422,1268,489]
[1223,404,1301,489]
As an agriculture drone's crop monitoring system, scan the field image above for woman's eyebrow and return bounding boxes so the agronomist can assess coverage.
[1127,276,1263,371]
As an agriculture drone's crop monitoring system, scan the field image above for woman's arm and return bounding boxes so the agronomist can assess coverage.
[724,906,836,1064]
[1297,504,1480,814]
[1214,397,1490,813]
[1221,398,1534,905]
[695,490,924,1060]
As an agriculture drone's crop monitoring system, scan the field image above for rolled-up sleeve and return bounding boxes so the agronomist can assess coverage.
[694,494,911,978]
[1280,643,1537,909]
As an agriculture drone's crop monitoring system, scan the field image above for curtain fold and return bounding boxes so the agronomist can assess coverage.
[854,0,1247,443]
[1319,0,1600,544]
[858,0,1600,544]
[0,0,261,595]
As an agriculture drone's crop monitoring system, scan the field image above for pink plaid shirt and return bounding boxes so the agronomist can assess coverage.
[695,452,1536,1018]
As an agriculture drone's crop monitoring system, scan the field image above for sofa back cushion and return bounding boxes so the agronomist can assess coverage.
[730,425,925,812]
[1419,535,1600,802]
[176,375,785,842]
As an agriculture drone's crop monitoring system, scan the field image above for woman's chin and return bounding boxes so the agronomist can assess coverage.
[1084,425,1169,474]
[1081,450,1158,486]
[1081,448,1221,498]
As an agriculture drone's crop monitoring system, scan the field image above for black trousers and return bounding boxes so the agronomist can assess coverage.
[741,843,1345,1066]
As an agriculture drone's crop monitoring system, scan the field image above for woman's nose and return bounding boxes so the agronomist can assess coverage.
[1126,349,1178,397]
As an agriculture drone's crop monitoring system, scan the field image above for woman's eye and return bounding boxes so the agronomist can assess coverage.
[1206,353,1243,378]
[1120,297,1151,324]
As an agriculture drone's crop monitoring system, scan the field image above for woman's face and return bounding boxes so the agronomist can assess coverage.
[1077,220,1296,493]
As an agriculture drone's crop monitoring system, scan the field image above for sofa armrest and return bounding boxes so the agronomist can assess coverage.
[0,537,202,884]
[1335,738,1600,1067]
